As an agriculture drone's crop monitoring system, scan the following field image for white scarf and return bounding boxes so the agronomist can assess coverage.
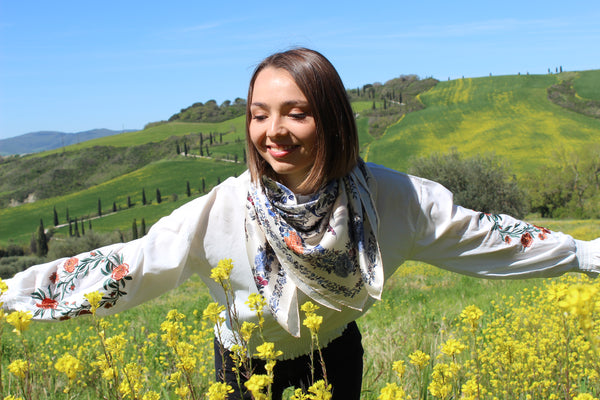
[245,160,383,337]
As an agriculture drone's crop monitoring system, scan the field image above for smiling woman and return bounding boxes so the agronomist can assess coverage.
[1,47,599,400]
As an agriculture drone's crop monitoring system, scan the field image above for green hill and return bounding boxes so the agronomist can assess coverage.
[1,70,599,248]
[0,158,246,245]
[362,71,600,174]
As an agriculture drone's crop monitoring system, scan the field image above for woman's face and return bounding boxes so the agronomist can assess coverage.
[249,67,317,193]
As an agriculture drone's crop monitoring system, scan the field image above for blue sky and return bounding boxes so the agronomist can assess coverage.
[1,0,599,140]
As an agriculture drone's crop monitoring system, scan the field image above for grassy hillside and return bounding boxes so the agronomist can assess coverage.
[362,72,600,174]
[0,158,246,245]
[37,117,246,156]
[1,71,599,248]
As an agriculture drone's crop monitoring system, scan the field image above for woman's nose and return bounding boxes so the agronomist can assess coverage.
[267,115,286,137]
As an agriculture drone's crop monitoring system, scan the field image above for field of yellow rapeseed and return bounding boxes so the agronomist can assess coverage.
[1,255,599,399]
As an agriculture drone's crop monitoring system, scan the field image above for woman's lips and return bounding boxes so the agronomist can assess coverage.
[267,144,298,158]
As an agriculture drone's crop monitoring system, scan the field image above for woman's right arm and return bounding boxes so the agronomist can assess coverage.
[1,188,218,320]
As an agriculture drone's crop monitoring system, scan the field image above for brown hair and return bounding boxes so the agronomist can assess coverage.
[246,47,359,193]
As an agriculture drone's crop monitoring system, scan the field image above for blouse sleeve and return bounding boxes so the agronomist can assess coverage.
[0,188,218,320]
[408,177,599,279]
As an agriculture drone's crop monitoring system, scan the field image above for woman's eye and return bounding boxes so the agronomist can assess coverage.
[289,113,307,120]
[252,115,267,121]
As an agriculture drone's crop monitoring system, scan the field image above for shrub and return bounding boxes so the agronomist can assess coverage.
[409,149,528,218]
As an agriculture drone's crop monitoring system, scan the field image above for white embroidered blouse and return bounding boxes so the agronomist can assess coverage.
[2,163,599,359]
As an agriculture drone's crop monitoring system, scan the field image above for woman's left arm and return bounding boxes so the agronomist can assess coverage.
[406,176,599,279]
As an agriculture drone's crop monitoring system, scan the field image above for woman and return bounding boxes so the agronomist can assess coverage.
[2,48,598,399]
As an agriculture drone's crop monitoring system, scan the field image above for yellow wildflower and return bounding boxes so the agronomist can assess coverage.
[175,385,190,397]
[255,342,283,360]
[206,382,234,400]
[300,301,320,315]
[0,277,8,293]
[378,382,406,400]
[460,305,484,333]
[247,293,267,326]
[166,309,186,322]
[460,378,480,400]
[84,291,103,314]
[440,338,466,358]
[6,310,32,335]
[558,284,598,331]
[303,313,323,334]
[4,396,24,400]
[307,379,332,400]
[55,353,84,381]
[203,302,226,325]
[290,388,309,399]
[240,321,257,343]
[244,374,272,400]
[8,359,28,378]
[409,350,430,369]
[573,394,599,400]
[392,360,406,379]
[210,259,234,283]
[142,392,161,400]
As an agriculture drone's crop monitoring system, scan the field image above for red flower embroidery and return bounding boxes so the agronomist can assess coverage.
[504,236,512,244]
[521,232,534,248]
[36,298,58,309]
[111,263,129,281]
[284,231,304,254]
[49,271,59,284]
[64,257,79,273]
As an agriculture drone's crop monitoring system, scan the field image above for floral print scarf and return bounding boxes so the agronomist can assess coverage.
[245,160,383,337]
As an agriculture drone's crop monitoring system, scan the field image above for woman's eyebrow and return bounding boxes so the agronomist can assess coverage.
[250,100,309,108]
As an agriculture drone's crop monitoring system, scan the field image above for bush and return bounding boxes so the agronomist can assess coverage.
[0,255,47,278]
[46,231,122,260]
[409,149,528,218]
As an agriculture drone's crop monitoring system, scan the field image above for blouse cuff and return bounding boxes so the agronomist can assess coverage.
[574,239,600,277]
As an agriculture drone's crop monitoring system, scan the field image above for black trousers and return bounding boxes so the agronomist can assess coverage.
[214,321,364,400]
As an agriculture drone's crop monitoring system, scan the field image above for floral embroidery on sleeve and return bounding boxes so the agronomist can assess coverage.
[479,213,552,249]
[31,250,131,319]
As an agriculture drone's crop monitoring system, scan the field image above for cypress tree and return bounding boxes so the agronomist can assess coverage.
[89,219,92,230]
[113,202,117,212]
[74,217,80,237]
[186,181,191,197]
[97,198,102,217]
[69,219,73,236]
[127,196,132,208]
[142,188,147,205]
[141,218,146,236]
[132,218,138,240]
[202,178,206,193]
[53,206,59,226]
[176,142,181,154]
[156,188,162,204]
[81,219,85,235]
[36,219,48,256]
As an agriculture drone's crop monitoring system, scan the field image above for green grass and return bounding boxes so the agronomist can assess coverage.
[0,157,246,246]
[362,73,600,175]
[35,117,246,157]
[5,220,596,399]
[573,70,600,101]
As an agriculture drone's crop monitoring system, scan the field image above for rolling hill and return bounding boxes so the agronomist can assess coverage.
[1,70,599,247]
[0,129,135,156]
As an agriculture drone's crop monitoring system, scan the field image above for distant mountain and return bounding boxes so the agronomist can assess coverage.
[0,129,137,156]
